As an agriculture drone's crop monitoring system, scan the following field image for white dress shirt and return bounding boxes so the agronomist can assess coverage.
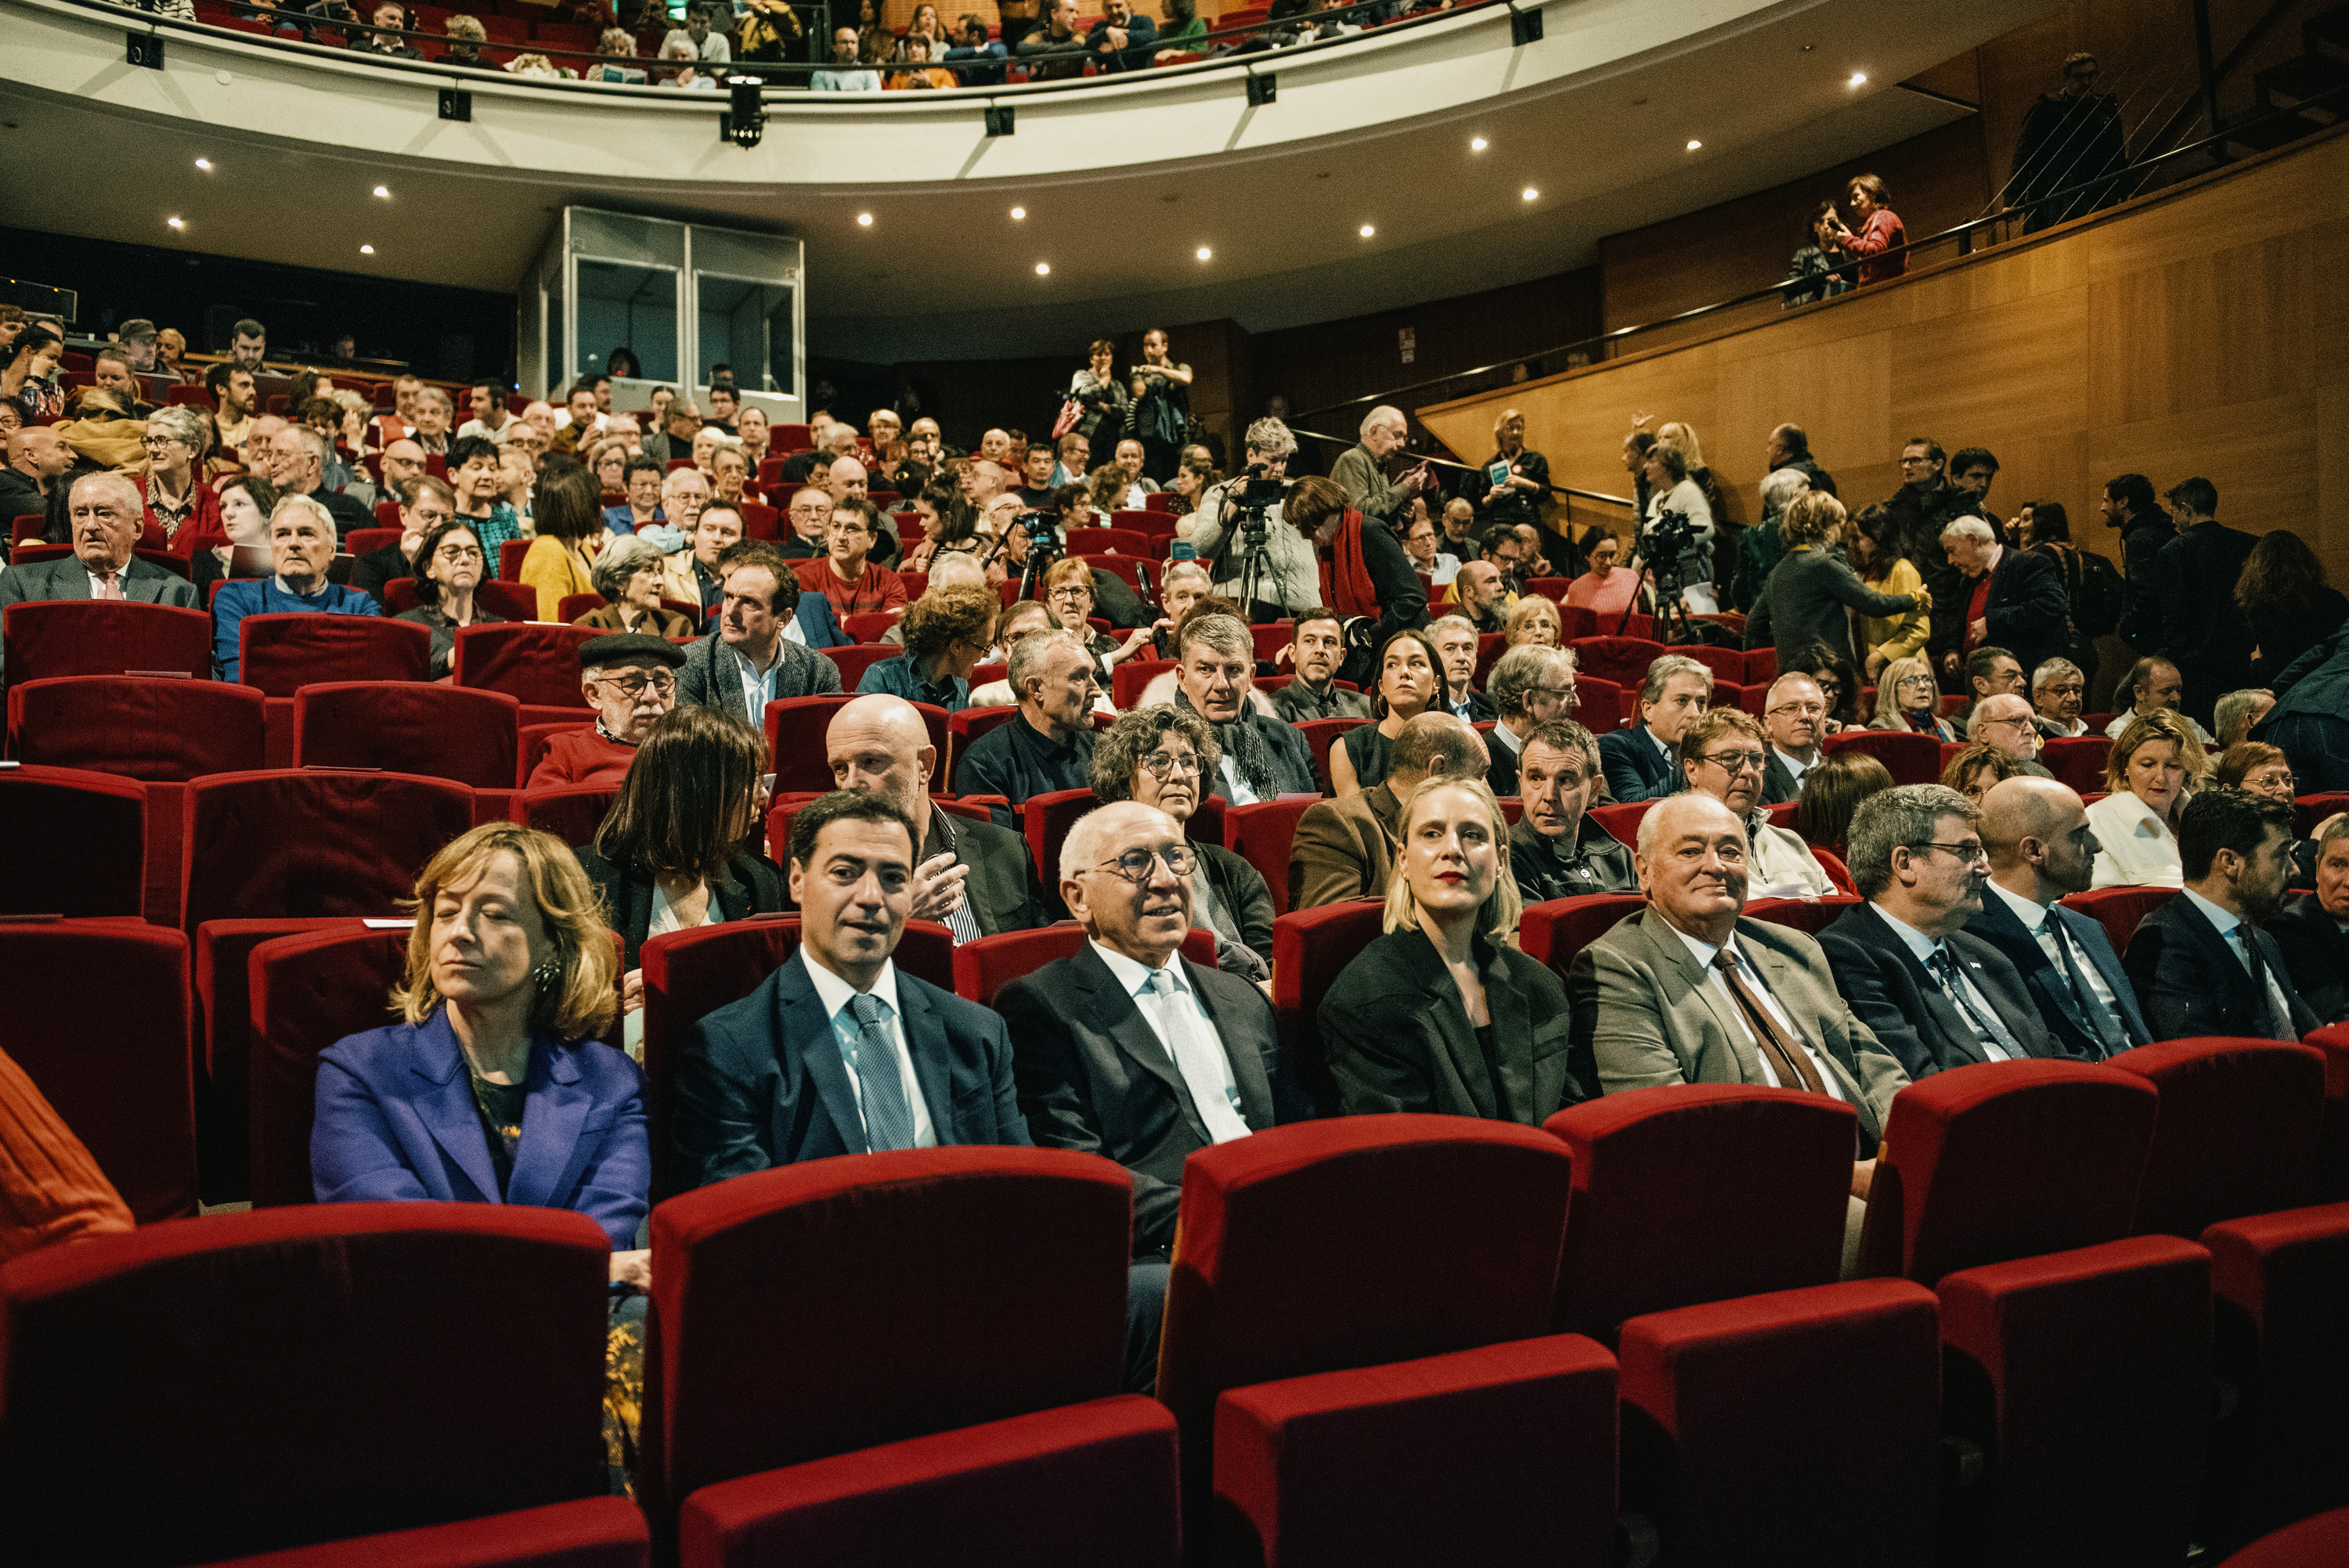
[1772,746,1817,795]
[2181,889,2299,1036]
[1088,940,1250,1141]
[1663,925,1846,1100]
[2105,709,2214,744]
[2086,790,2186,889]
[1218,755,1259,808]
[1985,880,2124,1022]
[803,955,938,1148]
[1873,907,2013,1060]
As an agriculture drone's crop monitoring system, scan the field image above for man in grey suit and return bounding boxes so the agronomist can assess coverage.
[0,473,198,676]
[675,539,840,729]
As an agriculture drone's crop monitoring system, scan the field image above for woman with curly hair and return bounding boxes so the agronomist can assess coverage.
[857,582,997,712]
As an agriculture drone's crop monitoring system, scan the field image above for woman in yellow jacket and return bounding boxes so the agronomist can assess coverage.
[1848,502,1931,682]
[517,463,612,622]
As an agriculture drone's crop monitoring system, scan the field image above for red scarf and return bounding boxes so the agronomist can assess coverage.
[1319,508,1379,619]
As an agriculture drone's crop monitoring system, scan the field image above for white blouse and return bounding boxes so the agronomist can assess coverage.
[2086,789,2186,889]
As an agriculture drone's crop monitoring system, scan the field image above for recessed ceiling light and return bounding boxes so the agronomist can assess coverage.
[360,244,375,254]
[1687,139,1702,150]
[1010,206,1026,219]
[1522,187,1539,200]
[857,212,873,226]
[166,216,184,229]
[372,185,390,198]
[1034,261,1050,275]
[1359,224,1375,238]
[1470,136,1487,151]
[1196,246,1212,261]
[194,157,211,171]
[1848,71,1867,86]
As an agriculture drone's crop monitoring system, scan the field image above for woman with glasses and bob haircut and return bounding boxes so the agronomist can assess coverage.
[1091,703,1275,979]
[135,403,222,551]
[1042,554,1155,685]
[1318,775,1593,1123]
[394,515,506,679]
[1868,654,1957,741]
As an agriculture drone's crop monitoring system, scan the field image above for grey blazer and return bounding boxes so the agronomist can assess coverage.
[1566,908,1909,1149]
[675,629,841,730]
[0,556,200,676]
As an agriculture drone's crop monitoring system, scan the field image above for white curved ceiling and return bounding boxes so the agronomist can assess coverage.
[2,0,2056,357]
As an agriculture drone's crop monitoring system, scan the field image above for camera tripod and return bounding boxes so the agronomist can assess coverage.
[1622,536,1699,645]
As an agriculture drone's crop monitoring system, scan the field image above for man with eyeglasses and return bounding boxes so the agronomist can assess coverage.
[794,499,907,621]
[1820,784,2059,1079]
[778,486,832,561]
[1510,719,1633,901]
[1481,643,1577,798]
[1676,708,1836,899]
[352,475,453,607]
[1967,694,2057,778]
[1758,673,1829,802]
[529,633,687,788]
[2030,657,2091,737]
[997,801,1309,1275]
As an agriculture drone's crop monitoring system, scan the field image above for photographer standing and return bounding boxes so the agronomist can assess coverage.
[1283,474,1429,690]
[1189,417,1323,620]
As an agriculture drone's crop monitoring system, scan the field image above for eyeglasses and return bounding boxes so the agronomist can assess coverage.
[590,671,677,697]
[1698,750,1766,773]
[1915,840,1989,866]
[1766,701,1825,718]
[1049,586,1093,602]
[432,543,483,562]
[1530,686,1580,705]
[2041,682,2085,698]
[1895,675,1938,691]
[1089,845,1196,883]
[139,436,185,451]
[1140,751,1203,780]
[2246,769,2296,790]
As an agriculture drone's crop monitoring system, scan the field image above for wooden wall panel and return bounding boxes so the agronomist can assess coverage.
[1420,126,2349,586]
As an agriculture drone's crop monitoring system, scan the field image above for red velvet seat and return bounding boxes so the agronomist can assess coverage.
[239,613,432,696]
[2039,734,2112,793]
[384,578,537,623]
[1742,893,1862,935]
[181,769,475,935]
[246,926,413,1207]
[197,1497,650,1566]
[2058,885,2178,961]
[1160,1116,1606,1554]
[1584,798,1651,849]
[521,784,615,847]
[0,918,197,1224]
[1820,728,1943,785]
[1223,798,1317,918]
[763,693,853,794]
[952,924,1214,1007]
[839,610,899,642]
[947,705,1020,792]
[1102,662,1174,715]
[0,764,146,917]
[1067,527,1149,556]
[1291,716,1366,795]
[1270,899,1387,1113]
[1022,787,1098,895]
[1572,673,1623,731]
[0,1204,612,1565]
[819,643,901,691]
[641,1148,1137,1533]
[453,622,601,713]
[679,1395,1178,1568]
[2294,791,2349,838]
[638,917,954,1199]
[2220,1505,2349,1566]
[344,528,402,556]
[2203,1203,2349,1542]
[1565,635,1667,689]
[1615,1280,1939,1567]
[2106,1038,2326,1240]
[291,681,522,788]
[2309,1023,2349,1201]
[1517,892,1645,977]
[1079,553,1153,597]
[1678,644,1744,686]
[2,598,212,682]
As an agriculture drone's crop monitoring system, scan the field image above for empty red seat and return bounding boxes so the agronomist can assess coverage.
[1066,527,1149,556]
[2295,791,2349,838]
[0,764,146,917]
[2107,1038,2326,1240]
[1110,658,1176,709]
[1565,635,1667,689]
[453,622,600,715]
[2204,1203,2349,1541]
[2221,1505,2349,1566]
[2308,1023,2349,1201]
[239,613,431,696]
[2058,885,2178,961]
[1222,798,1316,918]
[246,926,413,1208]
[2,599,212,683]
[952,925,1214,1007]
[821,643,902,691]
[1517,892,1645,977]
[197,1497,650,1566]
[0,1203,612,1564]
[290,681,521,789]
[384,578,538,622]
[641,1148,1139,1534]
[1022,787,1098,895]
[181,768,474,935]
[2040,734,2112,792]
[1820,729,1943,786]
[1269,899,1385,1113]
[521,783,613,847]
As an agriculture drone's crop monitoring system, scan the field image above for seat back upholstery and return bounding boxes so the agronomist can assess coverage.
[291,681,523,789]
[1820,729,1944,785]
[1,599,213,682]
[1023,787,1099,892]
[239,613,433,696]
[453,622,602,708]
[7,675,266,779]
[523,784,616,849]
[0,919,197,1224]
[1290,716,1366,795]
[2040,735,2113,793]
[1856,1059,2160,1287]
[1565,636,1668,689]
[2058,885,2178,961]
[642,1147,1134,1523]
[1223,798,1318,917]
[2106,1037,2327,1239]
[763,694,857,793]
[1544,1085,1857,1341]
[1518,893,1647,977]
[952,925,1216,1006]
[1270,899,1389,1114]
[248,927,414,1208]
[0,1203,611,1565]
[181,770,476,935]
[0,765,147,917]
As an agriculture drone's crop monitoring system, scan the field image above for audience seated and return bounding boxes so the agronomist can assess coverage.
[0,1041,134,1263]
[2268,813,2349,1024]
[1330,626,1449,796]
[1319,776,1593,1122]
[1788,748,1893,857]
[1967,692,2057,777]
[576,533,696,638]
[2087,709,2201,889]
[518,463,612,622]
[529,633,684,789]
[2031,656,2091,737]
[1758,672,1829,802]
[676,538,843,730]
[2121,789,2319,1041]
[2105,655,2216,743]
[393,514,504,678]
[1291,712,1487,910]
[0,474,197,678]
[856,582,994,712]
[0,427,72,522]
[1677,708,1836,899]
[1510,718,1635,901]
[445,434,524,559]
[797,497,907,619]
[350,474,441,604]
[212,496,382,682]
[268,424,372,540]
[1868,655,1957,740]
[1091,704,1274,977]
[954,627,1099,827]
[655,483,730,628]
[2213,687,2275,751]
[1947,645,2027,734]
[1599,654,1712,802]
[998,798,1307,1274]
[1481,643,1576,797]
[1173,611,1319,802]
[1941,740,2028,805]
[135,404,222,550]
[1818,783,2059,1079]
[1968,777,2154,1055]
[1564,530,1641,617]
[825,693,1047,941]
[1265,608,1371,724]
[1425,614,1493,722]
[965,599,1056,708]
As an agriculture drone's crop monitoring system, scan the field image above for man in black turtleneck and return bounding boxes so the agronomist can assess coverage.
[1171,611,1316,804]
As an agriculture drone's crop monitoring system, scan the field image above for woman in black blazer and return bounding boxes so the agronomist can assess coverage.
[1319,776,1594,1124]
[1089,702,1275,981]
[572,706,786,1057]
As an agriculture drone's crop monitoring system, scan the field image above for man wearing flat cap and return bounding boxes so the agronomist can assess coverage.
[115,319,161,373]
[526,633,685,788]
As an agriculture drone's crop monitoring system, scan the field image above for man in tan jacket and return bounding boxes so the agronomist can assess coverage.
[1287,713,1487,910]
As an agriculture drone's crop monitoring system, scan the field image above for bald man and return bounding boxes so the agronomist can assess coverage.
[1965,777,2152,1056]
[823,694,1046,942]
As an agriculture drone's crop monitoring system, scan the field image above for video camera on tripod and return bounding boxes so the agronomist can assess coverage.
[1210,463,1286,615]
[1015,509,1063,603]
[1624,506,1700,643]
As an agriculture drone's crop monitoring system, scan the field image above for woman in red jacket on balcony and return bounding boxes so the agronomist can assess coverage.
[1828,173,1907,288]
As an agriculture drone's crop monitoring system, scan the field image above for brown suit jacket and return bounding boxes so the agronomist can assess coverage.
[1288,782,1402,910]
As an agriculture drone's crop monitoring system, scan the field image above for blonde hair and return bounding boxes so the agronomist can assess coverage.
[1654,420,1706,472]
[1779,489,1848,550]
[1381,776,1521,941]
[1503,595,1560,646]
[2106,708,2209,794]
[1492,406,1525,443]
[392,822,618,1042]
[1044,554,1095,599]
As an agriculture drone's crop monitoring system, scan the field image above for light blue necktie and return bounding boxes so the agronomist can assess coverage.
[1929,947,2026,1061]
[846,993,914,1152]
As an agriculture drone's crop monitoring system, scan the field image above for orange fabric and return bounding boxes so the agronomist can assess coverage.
[0,1045,134,1263]
[1319,508,1379,620]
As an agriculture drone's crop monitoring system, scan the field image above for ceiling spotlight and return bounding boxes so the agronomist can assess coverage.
[1034,261,1050,275]
[194,157,211,171]
[372,185,390,198]
[1196,246,1212,261]
[1359,224,1375,238]
[857,212,873,226]
[1687,139,1702,150]
[1522,187,1539,200]
[1848,70,1867,86]
[1011,206,1026,219]
[1470,136,1487,150]
[166,216,184,230]
[359,243,375,254]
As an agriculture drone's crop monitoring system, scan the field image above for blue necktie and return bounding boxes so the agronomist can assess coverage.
[1929,947,2026,1061]
[846,993,914,1152]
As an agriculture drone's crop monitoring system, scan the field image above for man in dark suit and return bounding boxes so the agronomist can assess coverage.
[2269,818,2349,1025]
[1820,783,2060,1080]
[1511,719,1636,902]
[998,801,1309,1261]
[2123,789,2319,1040]
[1926,516,2072,686]
[1171,613,1318,802]
[1758,672,1830,803]
[0,473,199,677]
[2149,478,2258,728]
[1597,653,1713,802]
[1969,777,2154,1056]
[675,546,843,730]
[824,694,1047,942]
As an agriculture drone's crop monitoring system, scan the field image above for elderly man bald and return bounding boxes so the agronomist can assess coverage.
[1964,777,2152,1056]
[824,694,1046,941]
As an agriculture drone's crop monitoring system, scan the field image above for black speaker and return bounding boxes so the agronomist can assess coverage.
[1246,72,1276,106]
[438,87,471,121]
[126,31,165,68]
[1509,5,1543,46]
[985,103,1015,136]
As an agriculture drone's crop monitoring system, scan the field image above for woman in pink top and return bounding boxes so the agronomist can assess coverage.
[1564,532,1642,618]
[1829,173,1907,287]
